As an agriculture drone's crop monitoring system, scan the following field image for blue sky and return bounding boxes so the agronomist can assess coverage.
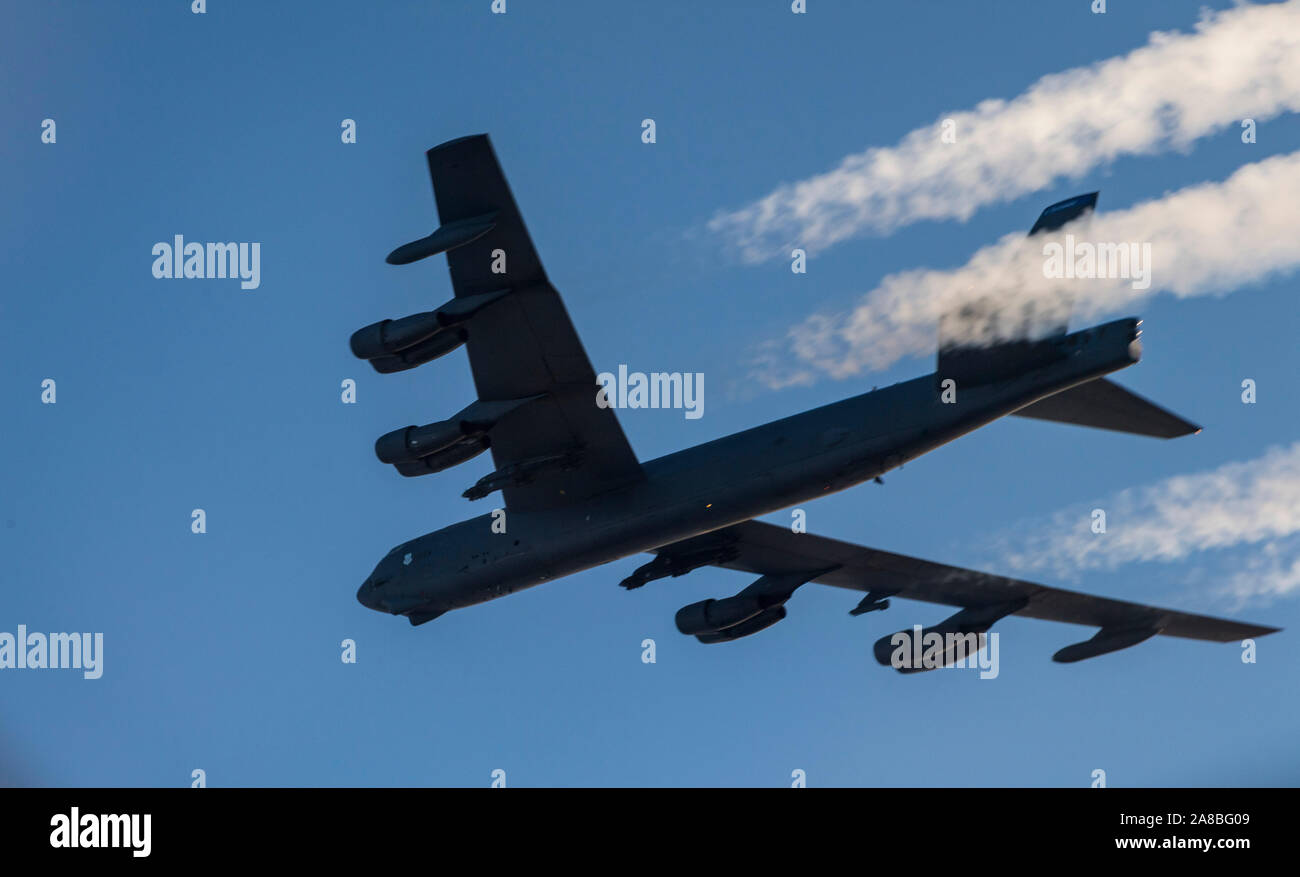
[2,1,1297,786]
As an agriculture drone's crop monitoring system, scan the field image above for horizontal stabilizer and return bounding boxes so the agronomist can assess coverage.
[1012,377,1200,439]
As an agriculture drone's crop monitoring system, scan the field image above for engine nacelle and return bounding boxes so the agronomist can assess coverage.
[874,625,990,673]
[376,420,473,465]
[369,329,468,374]
[873,599,1027,672]
[696,606,787,644]
[352,290,511,372]
[670,570,822,639]
[675,596,765,636]
[394,436,490,477]
[350,311,445,360]
[376,396,544,475]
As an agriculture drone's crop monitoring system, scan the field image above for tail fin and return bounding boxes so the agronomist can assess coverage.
[1012,377,1200,439]
[937,193,1098,385]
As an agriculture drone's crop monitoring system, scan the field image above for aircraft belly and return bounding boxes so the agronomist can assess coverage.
[426,349,1135,611]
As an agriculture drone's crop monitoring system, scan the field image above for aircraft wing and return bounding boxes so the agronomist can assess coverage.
[653,519,1279,655]
[422,135,643,511]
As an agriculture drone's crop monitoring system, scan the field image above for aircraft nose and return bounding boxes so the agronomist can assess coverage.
[357,577,380,611]
[358,570,396,612]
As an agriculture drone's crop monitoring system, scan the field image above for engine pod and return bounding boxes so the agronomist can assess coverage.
[695,606,787,643]
[675,596,765,636]
[376,420,470,465]
[393,436,490,477]
[369,329,467,373]
[350,311,444,360]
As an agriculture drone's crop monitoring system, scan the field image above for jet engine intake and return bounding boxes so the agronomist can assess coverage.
[367,328,467,373]
[376,396,544,471]
[673,570,831,640]
[675,595,766,636]
[873,599,1027,672]
[376,421,471,465]
[350,290,510,373]
[350,311,445,360]
[393,436,490,477]
[696,606,787,643]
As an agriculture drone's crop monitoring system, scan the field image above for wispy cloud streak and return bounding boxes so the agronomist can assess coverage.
[710,2,1300,262]
[995,442,1300,605]
[758,150,1300,387]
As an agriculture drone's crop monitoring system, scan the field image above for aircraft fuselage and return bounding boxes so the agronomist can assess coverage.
[357,318,1143,621]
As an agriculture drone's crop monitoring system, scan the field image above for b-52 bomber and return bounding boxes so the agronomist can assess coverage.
[351,134,1278,670]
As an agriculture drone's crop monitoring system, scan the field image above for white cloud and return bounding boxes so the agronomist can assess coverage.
[755,149,1300,386]
[995,442,1300,604]
[710,1,1300,262]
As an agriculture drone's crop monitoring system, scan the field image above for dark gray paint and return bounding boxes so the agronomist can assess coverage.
[352,135,1278,665]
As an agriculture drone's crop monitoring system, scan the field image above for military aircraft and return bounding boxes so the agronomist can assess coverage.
[351,134,1278,670]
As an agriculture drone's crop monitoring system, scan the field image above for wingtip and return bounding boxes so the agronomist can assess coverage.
[427,133,491,155]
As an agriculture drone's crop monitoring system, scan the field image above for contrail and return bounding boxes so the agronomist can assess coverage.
[757,149,1300,387]
[994,442,1300,605]
[709,1,1300,262]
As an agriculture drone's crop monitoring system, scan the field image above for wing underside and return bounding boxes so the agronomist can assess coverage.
[422,135,643,510]
[653,520,1278,657]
